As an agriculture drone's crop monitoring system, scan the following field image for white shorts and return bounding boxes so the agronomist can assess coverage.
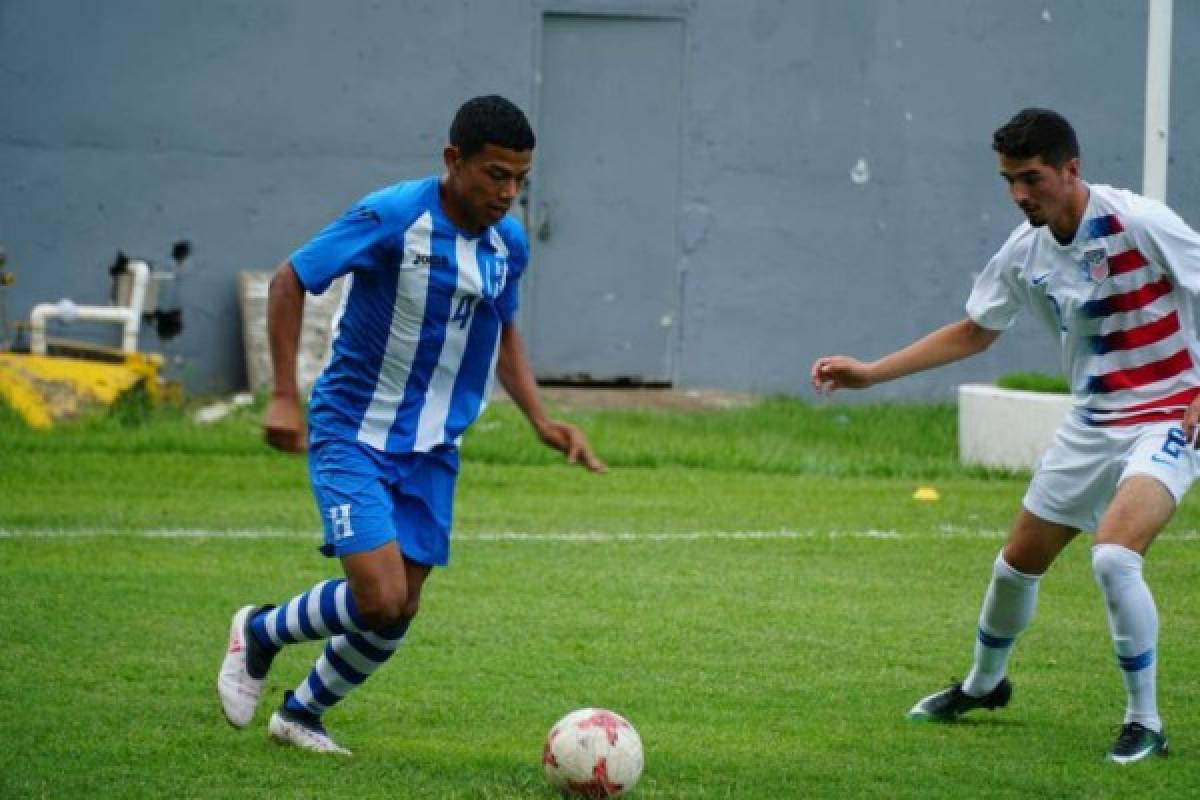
[1023,414,1200,533]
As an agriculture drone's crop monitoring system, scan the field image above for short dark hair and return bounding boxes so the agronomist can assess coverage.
[992,108,1079,166]
[449,95,535,158]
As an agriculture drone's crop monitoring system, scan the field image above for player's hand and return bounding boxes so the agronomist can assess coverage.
[537,419,607,473]
[263,393,307,453]
[811,355,875,395]
[1182,394,1200,448]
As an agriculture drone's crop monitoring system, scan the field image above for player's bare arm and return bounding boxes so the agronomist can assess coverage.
[496,323,607,473]
[812,318,1000,395]
[264,260,307,452]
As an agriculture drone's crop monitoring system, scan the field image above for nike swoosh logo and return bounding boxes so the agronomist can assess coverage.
[1031,273,1051,286]
[1151,454,1173,465]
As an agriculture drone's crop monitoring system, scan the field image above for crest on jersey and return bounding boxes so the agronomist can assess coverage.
[1080,248,1109,283]
[481,253,508,299]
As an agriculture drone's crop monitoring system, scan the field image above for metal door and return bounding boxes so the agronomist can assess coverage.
[526,13,684,384]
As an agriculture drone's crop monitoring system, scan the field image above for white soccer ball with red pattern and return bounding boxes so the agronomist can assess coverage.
[542,708,644,798]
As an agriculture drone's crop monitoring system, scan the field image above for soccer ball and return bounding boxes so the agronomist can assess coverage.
[542,708,644,798]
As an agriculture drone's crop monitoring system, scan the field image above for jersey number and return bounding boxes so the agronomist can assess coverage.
[1161,427,1189,459]
[451,295,477,329]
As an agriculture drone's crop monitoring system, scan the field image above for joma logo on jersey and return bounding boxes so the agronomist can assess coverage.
[411,253,449,267]
[328,504,354,541]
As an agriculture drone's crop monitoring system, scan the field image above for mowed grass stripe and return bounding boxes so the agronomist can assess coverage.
[0,527,972,540]
[11,526,1200,541]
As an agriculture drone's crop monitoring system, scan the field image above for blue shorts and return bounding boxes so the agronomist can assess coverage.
[308,437,459,566]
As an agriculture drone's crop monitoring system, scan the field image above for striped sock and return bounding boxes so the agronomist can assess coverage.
[248,579,367,653]
[287,620,411,716]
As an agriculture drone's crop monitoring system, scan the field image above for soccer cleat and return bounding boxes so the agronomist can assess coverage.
[217,604,276,728]
[1107,722,1168,764]
[906,678,1012,722]
[268,694,352,756]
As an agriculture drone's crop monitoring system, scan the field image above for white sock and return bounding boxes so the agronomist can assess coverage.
[962,553,1039,697]
[1092,543,1161,732]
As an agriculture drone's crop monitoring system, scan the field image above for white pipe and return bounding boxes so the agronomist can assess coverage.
[1143,0,1173,202]
[121,260,151,347]
[29,259,151,355]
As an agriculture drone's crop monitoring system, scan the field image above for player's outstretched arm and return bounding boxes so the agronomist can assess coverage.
[495,324,607,473]
[812,318,1000,396]
[263,261,307,453]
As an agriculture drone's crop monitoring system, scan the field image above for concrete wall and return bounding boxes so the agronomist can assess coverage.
[1171,0,1200,264]
[2,0,1196,399]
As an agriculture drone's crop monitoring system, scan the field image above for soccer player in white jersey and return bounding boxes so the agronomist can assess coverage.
[217,95,606,755]
[812,108,1200,764]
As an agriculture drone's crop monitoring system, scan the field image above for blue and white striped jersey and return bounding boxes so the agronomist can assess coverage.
[291,176,528,454]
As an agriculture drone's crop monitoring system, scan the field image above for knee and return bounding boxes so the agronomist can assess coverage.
[992,551,1040,587]
[353,585,410,631]
[1092,543,1141,590]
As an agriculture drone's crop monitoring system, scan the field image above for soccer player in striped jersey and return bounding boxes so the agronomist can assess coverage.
[218,95,605,755]
[812,108,1200,764]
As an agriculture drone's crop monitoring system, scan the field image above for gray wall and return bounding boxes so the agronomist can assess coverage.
[2,0,1196,399]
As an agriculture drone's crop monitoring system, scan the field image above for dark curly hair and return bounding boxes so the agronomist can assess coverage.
[449,95,535,158]
[992,108,1079,166]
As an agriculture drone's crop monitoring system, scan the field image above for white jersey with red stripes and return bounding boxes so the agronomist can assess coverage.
[967,183,1200,426]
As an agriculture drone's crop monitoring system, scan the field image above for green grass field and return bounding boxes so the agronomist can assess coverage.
[2,397,1199,798]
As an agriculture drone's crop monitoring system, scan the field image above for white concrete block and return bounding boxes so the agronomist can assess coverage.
[958,384,1074,470]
